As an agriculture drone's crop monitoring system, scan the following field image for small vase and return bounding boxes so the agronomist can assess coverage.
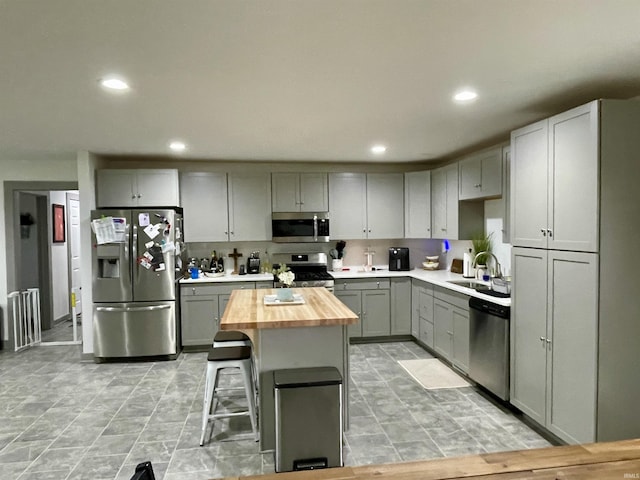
[277,287,294,302]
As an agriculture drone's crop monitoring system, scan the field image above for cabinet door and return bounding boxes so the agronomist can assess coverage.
[362,289,390,337]
[479,148,503,198]
[418,288,434,323]
[433,299,453,360]
[411,281,420,338]
[548,101,599,253]
[180,293,219,347]
[180,172,229,242]
[511,120,549,248]
[510,247,547,425]
[329,173,367,239]
[452,306,470,374]
[299,173,328,212]
[502,147,511,244]
[431,167,447,238]
[458,157,482,200]
[218,294,231,320]
[271,173,300,212]
[228,173,272,241]
[136,169,179,207]
[96,170,136,207]
[547,250,597,444]
[431,164,459,239]
[404,171,431,239]
[366,173,404,239]
[335,290,362,338]
[390,278,411,335]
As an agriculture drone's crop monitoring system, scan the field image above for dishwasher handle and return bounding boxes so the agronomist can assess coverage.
[469,296,510,319]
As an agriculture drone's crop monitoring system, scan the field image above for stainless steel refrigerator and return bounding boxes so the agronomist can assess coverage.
[91,208,184,360]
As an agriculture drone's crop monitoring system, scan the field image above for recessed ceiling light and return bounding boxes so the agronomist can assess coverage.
[169,141,187,152]
[453,90,478,102]
[99,76,130,91]
[371,145,387,154]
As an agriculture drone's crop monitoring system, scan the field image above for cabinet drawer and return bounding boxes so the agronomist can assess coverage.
[181,282,254,296]
[419,318,434,348]
[255,281,274,289]
[335,279,390,291]
[419,289,434,323]
[433,286,469,310]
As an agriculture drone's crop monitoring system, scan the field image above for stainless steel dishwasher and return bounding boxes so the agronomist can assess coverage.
[468,296,510,401]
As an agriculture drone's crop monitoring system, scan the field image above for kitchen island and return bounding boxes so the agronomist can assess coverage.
[221,287,358,451]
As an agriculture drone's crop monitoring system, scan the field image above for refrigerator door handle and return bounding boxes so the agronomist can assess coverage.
[96,305,172,313]
[132,224,138,287]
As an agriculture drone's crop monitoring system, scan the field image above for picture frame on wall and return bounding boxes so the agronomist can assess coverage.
[52,204,65,243]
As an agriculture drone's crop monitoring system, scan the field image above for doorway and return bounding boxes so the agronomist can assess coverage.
[4,181,80,348]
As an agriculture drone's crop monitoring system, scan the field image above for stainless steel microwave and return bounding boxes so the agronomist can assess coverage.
[272,212,330,243]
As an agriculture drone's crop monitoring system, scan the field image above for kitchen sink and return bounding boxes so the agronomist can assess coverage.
[447,280,491,291]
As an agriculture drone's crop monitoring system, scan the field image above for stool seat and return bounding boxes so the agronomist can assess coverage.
[207,345,251,362]
[214,330,250,343]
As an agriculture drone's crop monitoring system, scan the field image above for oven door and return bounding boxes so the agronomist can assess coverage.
[271,212,330,243]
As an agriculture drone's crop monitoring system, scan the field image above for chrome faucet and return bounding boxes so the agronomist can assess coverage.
[472,251,502,279]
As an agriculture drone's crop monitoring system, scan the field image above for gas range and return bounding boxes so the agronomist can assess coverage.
[271,252,335,289]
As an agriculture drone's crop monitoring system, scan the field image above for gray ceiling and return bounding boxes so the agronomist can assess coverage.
[2,0,640,163]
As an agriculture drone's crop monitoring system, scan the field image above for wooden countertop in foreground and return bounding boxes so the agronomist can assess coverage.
[221,287,359,330]
[219,438,640,480]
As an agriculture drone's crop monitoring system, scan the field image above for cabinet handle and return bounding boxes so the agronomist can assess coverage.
[446,330,453,336]
[541,228,546,236]
[546,338,552,344]
[192,288,196,294]
[441,228,446,232]
[475,183,481,188]
[230,231,234,235]
[376,281,380,287]
[131,195,136,199]
[368,229,371,233]
[363,229,366,233]
[547,229,553,237]
[224,231,228,235]
[137,194,142,198]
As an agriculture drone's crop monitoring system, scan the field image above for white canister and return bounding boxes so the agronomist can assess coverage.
[332,259,343,272]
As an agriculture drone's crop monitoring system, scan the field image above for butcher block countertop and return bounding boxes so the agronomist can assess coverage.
[221,287,358,330]
[218,438,640,480]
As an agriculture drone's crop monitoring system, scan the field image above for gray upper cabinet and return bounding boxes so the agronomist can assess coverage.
[431,163,483,240]
[329,173,403,239]
[366,173,404,239]
[180,172,229,242]
[228,173,272,241]
[404,171,431,239]
[97,169,179,207]
[501,146,511,244]
[458,147,502,200]
[511,101,599,252]
[271,173,328,212]
[329,173,367,239]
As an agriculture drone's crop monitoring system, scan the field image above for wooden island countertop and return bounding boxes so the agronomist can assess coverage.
[220,287,358,330]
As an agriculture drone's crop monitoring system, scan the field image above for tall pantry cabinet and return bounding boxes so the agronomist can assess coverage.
[510,99,640,443]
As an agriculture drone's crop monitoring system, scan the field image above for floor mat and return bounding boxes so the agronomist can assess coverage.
[398,358,470,389]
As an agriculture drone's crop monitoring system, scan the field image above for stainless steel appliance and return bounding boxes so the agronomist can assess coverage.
[468,296,510,400]
[271,252,334,290]
[389,247,410,271]
[247,251,261,274]
[91,208,184,360]
[272,212,330,243]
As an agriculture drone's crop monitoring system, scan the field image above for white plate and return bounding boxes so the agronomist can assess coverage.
[263,294,305,305]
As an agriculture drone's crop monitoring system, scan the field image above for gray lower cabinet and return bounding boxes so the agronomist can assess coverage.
[180,282,258,348]
[432,286,470,374]
[390,278,411,335]
[511,247,598,444]
[411,279,434,348]
[334,279,390,338]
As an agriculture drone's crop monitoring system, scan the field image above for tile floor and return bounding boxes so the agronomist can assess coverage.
[0,341,552,480]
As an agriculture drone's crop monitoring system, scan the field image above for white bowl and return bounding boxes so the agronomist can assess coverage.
[426,255,440,262]
[422,261,439,270]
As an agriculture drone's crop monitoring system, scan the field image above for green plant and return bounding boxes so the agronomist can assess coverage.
[471,232,493,265]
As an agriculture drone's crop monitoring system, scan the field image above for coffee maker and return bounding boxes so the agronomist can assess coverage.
[247,251,261,274]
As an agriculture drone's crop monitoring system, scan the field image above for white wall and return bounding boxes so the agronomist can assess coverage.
[0,155,77,346]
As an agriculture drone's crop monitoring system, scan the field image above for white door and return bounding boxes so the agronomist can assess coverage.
[67,192,82,316]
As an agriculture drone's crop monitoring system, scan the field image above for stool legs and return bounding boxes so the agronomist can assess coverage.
[199,357,258,446]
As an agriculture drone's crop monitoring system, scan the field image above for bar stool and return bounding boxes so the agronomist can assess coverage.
[199,345,258,446]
